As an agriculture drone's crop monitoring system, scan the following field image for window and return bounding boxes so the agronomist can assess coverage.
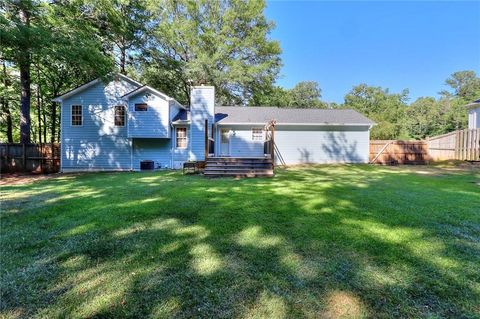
[71,105,82,126]
[176,127,187,149]
[114,105,126,126]
[252,128,263,141]
[135,103,148,111]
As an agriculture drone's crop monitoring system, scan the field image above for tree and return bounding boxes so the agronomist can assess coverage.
[441,70,480,102]
[288,81,325,108]
[143,0,282,105]
[1,0,114,143]
[251,81,326,108]
[343,84,409,139]
[82,0,150,74]
[36,1,114,143]
[403,97,442,139]
[0,60,18,142]
[0,0,44,143]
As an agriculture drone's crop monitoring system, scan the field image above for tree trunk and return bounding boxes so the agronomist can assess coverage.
[2,61,13,142]
[120,45,126,75]
[57,109,61,143]
[19,60,31,143]
[4,102,14,143]
[50,101,57,144]
[36,65,42,143]
[42,94,47,143]
[19,8,31,144]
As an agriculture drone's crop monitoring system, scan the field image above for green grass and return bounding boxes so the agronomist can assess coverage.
[1,165,479,318]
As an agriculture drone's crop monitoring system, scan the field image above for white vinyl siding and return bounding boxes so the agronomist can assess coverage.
[61,78,140,171]
[217,124,370,164]
[274,125,370,164]
[468,107,479,129]
[128,94,170,138]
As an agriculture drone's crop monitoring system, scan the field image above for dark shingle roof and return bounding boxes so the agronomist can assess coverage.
[214,106,374,125]
[466,99,480,109]
[172,109,189,122]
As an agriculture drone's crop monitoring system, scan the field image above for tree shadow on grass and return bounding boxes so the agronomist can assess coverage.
[1,166,479,318]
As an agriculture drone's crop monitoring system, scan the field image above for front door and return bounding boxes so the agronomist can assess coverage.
[220,128,230,156]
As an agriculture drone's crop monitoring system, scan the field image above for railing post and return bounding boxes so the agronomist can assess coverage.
[204,119,208,160]
[271,125,275,169]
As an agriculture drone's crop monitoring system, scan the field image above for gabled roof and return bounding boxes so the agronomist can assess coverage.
[466,99,480,110]
[52,74,142,102]
[121,85,186,109]
[214,106,375,126]
[122,85,166,100]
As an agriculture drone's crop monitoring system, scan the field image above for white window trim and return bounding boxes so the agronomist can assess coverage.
[252,127,263,141]
[175,127,188,149]
[114,105,126,127]
[71,104,83,127]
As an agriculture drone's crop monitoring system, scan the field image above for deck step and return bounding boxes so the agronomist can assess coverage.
[204,172,274,178]
[205,168,274,173]
[205,164,273,168]
[204,157,274,178]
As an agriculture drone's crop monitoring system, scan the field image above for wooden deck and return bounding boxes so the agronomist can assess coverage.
[204,157,274,177]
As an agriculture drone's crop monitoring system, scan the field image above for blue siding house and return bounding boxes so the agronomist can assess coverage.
[53,74,375,171]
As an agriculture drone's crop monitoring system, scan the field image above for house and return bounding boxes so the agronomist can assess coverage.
[53,74,374,172]
[466,99,480,129]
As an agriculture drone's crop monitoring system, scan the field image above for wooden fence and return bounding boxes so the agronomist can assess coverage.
[427,129,480,161]
[0,143,60,174]
[370,140,429,165]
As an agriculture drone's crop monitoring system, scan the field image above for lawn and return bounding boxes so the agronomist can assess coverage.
[1,165,479,318]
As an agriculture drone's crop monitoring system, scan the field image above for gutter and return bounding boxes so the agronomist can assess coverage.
[216,122,375,126]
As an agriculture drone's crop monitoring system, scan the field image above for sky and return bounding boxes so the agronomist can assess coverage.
[264,1,480,103]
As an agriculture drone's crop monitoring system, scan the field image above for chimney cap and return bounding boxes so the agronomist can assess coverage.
[191,85,215,89]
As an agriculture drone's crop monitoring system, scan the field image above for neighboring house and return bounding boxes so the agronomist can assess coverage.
[53,74,375,172]
[466,99,480,129]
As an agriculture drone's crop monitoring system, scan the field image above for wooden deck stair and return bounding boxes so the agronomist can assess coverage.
[204,157,274,177]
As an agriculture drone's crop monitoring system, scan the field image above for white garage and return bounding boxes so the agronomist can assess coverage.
[214,107,374,165]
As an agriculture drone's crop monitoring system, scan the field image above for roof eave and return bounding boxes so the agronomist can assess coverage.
[466,102,480,110]
[52,73,142,103]
[216,122,375,126]
[122,85,186,109]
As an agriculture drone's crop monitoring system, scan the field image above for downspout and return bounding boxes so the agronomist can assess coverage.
[169,100,173,169]
[130,139,133,171]
[170,122,174,169]
[59,101,63,172]
[128,101,133,171]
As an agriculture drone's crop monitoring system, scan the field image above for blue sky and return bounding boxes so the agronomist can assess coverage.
[264,1,480,103]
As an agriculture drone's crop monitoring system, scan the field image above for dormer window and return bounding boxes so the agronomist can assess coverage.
[135,103,148,111]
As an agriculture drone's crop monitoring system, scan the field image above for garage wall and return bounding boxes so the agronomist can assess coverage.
[274,125,370,164]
